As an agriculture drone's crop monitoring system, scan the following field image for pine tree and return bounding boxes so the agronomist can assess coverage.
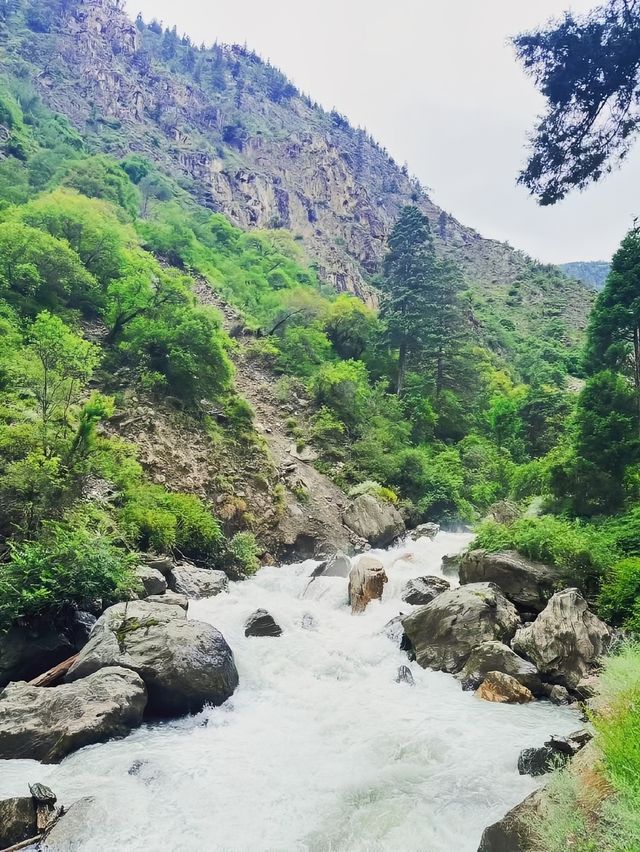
[585,226,640,426]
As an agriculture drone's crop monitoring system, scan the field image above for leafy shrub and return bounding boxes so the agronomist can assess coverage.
[348,480,398,504]
[0,521,136,630]
[310,360,370,428]
[472,516,614,594]
[228,531,260,575]
[120,485,222,559]
[599,559,640,633]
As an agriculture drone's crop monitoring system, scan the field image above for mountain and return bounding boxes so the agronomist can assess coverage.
[560,261,610,291]
[0,0,593,344]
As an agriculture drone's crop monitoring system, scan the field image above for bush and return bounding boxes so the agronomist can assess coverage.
[228,531,260,575]
[599,559,640,633]
[471,516,614,594]
[348,480,398,504]
[0,521,136,630]
[120,485,222,559]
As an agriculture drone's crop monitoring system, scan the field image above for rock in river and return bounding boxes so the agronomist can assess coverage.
[459,549,564,613]
[401,583,520,673]
[245,609,282,637]
[342,494,405,547]
[401,575,450,606]
[0,667,146,763]
[348,555,388,614]
[512,588,611,689]
[66,600,238,717]
[0,796,38,848]
[475,671,534,704]
[457,640,542,693]
[168,562,228,599]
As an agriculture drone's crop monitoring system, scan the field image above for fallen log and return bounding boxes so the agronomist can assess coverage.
[1,835,42,852]
[28,654,78,688]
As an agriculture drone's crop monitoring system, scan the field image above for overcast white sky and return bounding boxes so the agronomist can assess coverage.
[124,0,639,264]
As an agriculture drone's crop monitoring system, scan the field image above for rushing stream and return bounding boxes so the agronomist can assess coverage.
[0,531,579,851]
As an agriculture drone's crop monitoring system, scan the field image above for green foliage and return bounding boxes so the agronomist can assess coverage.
[228,531,260,575]
[119,484,223,559]
[599,559,640,634]
[0,519,136,630]
[348,480,398,504]
[61,155,138,217]
[472,515,613,594]
[323,294,378,360]
[310,360,370,427]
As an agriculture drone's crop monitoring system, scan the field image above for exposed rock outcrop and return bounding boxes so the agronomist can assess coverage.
[457,640,542,693]
[66,601,238,716]
[168,563,228,599]
[475,671,534,704]
[135,565,168,597]
[477,789,544,852]
[348,555,388,614]
[145,591,189,610]
[0,796,38,848]
[408,522,440,541]
[0,667,146,762]
[401,575,450,606]
[459,549,564,613]
[512,589,611,689]
[244,609,282,637]
[401,583,520,673]
[343,494,404,547]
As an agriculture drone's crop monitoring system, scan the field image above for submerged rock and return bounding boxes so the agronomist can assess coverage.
[395,665,415,685]
[459,549,564,613]
[512,589,611,689]
[348,555,388,614]
[475,671,534,704]
[401,575,450,606]
[245,609,282,637]
[0,667,146,763]
[168,563,228,599]
[66,601,238,717]
[342,494,405,547]
[401,583,520,673]
[457,641,542,693]
[0,796,38,848]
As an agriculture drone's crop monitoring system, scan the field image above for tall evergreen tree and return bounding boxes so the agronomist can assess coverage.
[585,226,640,424]
[380,206,464,397]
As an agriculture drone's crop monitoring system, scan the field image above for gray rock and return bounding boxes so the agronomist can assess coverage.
[0,796,37,848]
[70,611,97,647]
[401,583,520,674]
[457,641,542,694]
[343,494,405,547]
[0,667,146,763]
[401,575,450,606]
[459,549,564,613]
[395,665,415,685]
[512,589,611,689]
[408,522,440,541]
[168,563,228,599]
[477,789,544,851]
[66,601,238,717]
[348,555,388,613]
[542,683,571,705]
[42,797,96,851]
[518,729,592,777]
[138,553,174,576]
[244,609,282,637]
[145,591,189,610]
[441,553,461,576]
[316,551,352,578]
[135,565,168,597]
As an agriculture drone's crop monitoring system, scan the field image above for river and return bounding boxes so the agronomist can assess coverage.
[0,531,579,851]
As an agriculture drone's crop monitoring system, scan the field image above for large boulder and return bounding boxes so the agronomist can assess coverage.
[348,555,388,614]
[65,601,238,716]
[475,671,534,704]
[457,641,542,693]
[0,667,146,763]
[477,789,544,851]
[459,549,564,613]
[401,583,520,673]
[168,563,228,599]
[0,796,38,848]
[408,522,440,541]
[244,609,282,637]
[512,588,611,689]
[42,797,95,851]
[401,575,450,606]
[342,494,405,547]
[135,565,167,597]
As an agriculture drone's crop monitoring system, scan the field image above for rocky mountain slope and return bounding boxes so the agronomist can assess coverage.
[560,261,610,291]
[1,0,593,337]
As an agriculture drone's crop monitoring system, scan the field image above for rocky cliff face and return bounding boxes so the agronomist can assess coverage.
[2,0,592,328]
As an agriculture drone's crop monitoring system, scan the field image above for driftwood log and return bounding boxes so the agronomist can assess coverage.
[28,655,78,688]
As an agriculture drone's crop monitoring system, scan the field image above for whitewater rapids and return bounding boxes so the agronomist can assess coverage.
[0,531,579,851]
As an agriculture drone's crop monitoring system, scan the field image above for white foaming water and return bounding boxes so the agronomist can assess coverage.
[0,531,579,851]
